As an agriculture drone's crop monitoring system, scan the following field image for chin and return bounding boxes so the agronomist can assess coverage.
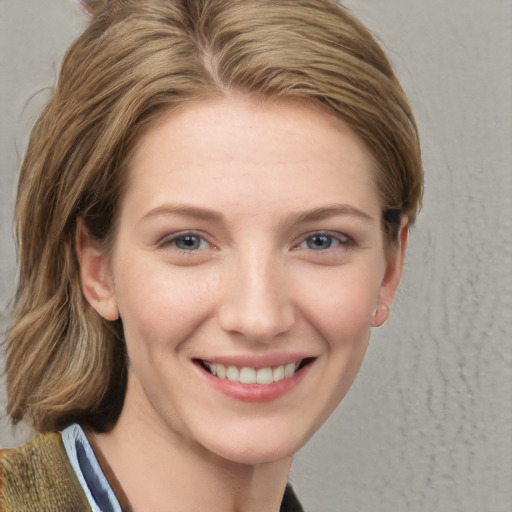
[197,420,314,466]
[214,442,297,466]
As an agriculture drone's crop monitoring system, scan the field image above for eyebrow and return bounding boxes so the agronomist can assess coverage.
[292,204,375,224]
[141,202,374,225]
[141,204,224,222]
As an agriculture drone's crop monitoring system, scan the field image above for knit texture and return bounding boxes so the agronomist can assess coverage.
[0,433,90,511]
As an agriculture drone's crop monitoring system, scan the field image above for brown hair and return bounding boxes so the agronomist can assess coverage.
[6,0,423,432]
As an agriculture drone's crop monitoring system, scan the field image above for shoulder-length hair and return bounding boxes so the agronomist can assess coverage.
[6,0,422,432]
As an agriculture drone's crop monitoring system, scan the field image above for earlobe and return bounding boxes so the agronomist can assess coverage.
[76,220,119,321]
[372,216,409,328]
[371,303,390,327]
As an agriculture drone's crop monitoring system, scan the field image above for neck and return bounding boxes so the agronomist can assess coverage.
[91,379,293,512]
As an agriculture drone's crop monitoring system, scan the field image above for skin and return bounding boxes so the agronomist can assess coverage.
[78,95,408,512]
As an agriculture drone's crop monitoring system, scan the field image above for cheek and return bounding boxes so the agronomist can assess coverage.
[295,264,382,342]
[308,268,381,416]
[113,260,220,351]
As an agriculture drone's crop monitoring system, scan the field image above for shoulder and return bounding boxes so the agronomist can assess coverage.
[0,432,90,511]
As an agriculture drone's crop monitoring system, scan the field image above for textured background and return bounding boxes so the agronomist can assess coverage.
[1,1,511,510]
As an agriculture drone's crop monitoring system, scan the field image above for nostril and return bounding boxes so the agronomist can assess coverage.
[218,297,295,341]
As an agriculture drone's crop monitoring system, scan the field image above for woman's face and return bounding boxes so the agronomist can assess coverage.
[81,96,406,465]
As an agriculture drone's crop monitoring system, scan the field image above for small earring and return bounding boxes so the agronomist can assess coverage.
[371,303,390,327]
[78,0,113,18]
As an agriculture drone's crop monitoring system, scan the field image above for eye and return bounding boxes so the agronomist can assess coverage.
[159,232,210,251]
[304,234,340,250]
[298,232,350,251]
[173,235,207,251]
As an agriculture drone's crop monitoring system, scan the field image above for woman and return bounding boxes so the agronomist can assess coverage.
[1,0,422,510]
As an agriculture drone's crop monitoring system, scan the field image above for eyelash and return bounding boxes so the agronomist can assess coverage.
[158,231,212,253]
[158,230,353,254]
[295,231,353,252]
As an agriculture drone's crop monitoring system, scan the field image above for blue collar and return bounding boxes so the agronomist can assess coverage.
[62,423,122,512]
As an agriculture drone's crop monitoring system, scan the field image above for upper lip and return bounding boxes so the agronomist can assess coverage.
[193,353,316,369]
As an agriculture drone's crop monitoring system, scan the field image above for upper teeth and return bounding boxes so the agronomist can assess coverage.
[204,361,300,385]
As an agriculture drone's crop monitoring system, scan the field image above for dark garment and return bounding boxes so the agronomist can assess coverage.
[281,484,305,512]
[0,430,304,511]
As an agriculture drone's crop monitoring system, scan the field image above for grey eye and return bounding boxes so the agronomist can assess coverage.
[306,235,337,250]
[78,0,113,17]
[174,236,204,251]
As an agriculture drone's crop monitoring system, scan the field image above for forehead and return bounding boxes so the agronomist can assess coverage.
[123,96,381,221]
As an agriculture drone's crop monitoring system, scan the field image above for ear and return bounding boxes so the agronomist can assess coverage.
[76,220,119,321]
[371,216,409,327]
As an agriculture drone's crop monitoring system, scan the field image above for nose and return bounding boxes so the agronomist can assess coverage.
[218,248,295,343]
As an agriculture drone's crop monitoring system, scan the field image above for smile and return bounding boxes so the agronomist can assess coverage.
[198,359,313,385]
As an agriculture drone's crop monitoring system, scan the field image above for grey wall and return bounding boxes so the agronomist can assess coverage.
[1,1,511,510]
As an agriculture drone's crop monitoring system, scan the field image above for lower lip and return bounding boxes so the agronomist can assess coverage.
[195,362,314,402]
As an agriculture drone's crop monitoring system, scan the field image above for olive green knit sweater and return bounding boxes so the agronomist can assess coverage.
[0,433,90,511]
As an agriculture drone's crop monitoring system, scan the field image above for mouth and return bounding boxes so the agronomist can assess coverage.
[195,358,314,385]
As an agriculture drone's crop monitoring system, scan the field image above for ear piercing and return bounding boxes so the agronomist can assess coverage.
[78,0,113,17]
